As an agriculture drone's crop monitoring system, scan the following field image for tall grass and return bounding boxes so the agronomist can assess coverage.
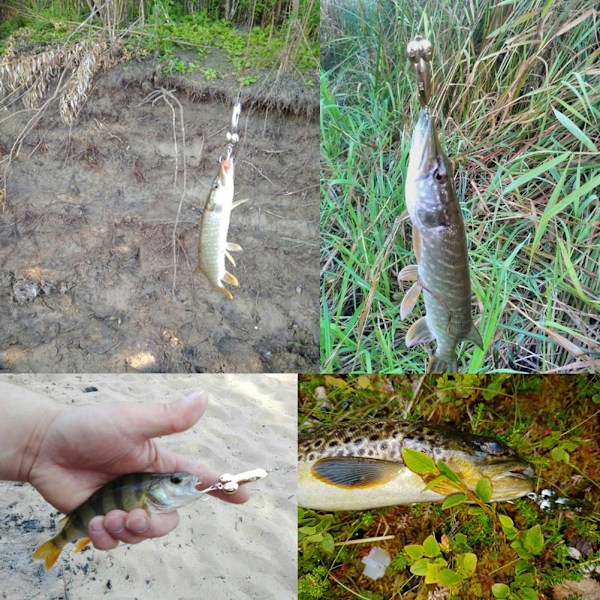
[321,0,600,373]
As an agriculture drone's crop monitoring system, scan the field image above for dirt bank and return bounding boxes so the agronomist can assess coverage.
[0,60,319,372]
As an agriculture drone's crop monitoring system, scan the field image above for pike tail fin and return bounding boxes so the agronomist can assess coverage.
[32,536,66,571]
[428,355,458,374]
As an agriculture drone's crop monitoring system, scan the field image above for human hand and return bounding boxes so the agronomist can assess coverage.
[26,391,249,551]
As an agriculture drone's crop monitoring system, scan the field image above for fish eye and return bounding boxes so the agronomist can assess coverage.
[434,169,446,182]
[482,440,506,455]
[170,475,183,484]
[212,180,219,190]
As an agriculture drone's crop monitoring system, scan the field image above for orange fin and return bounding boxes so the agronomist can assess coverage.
[32,538,64,571]
[73,537,91,554]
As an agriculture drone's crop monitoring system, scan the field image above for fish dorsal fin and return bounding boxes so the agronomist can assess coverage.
[406,316,433,348]
[464,324,483,349]
[400,281,422,320]
[311,457,400,489]
[398,264,418,281]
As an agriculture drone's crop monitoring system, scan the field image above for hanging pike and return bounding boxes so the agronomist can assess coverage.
[196,100,247,300]
[400,36,482,372]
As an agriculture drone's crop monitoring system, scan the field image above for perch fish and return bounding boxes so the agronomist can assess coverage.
[196,156,245,299]
[298,420,534,511]
[32,472,202,570]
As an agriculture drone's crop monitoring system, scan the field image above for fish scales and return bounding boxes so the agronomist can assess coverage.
[298,420,534,511]
[403,108,482,371]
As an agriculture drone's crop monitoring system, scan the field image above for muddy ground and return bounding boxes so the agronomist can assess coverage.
[0,60,319,372]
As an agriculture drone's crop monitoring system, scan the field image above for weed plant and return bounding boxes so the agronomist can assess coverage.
[320,0,599,374]
[298,374,600,599]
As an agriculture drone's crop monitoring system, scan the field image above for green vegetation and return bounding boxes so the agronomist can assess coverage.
[320,0,599,373]
[0,0,319,80]
[298,374,599,600]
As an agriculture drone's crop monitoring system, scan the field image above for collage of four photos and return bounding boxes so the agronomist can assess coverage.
[0,0,598,599]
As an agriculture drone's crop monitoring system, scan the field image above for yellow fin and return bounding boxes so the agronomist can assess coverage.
[216,286,234,300]
[223,271,239,286]
[400,281,422,320]
[32,537,65,571]
[73,537,91,554]
[311,457,400,489]
[406,316,433,348]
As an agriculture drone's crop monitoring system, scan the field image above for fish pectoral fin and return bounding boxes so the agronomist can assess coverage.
[226,242,242,252]
[72,537,91,554]
[405,316,433,348]
[398,264,418,282]
[464,324,483,349]
[232,198,249,209]
[223,271,239,286]
[225,251,236,266]
[311,457,400,489]
[400,281,422,320]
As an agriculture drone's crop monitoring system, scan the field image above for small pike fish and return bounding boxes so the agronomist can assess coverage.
[195,156,245,300]
[33,472,202,570]
[298,420,534,511]
[401,107,483,372]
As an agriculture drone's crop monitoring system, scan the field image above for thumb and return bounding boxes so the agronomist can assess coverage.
[127,391,209,442]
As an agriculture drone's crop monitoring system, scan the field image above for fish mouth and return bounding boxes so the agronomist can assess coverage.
[505,466,535,480]
[409,107,442,172]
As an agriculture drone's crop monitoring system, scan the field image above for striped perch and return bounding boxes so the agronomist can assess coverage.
[32,472,201,570]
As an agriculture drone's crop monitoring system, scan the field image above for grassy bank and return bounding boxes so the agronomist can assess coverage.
[320,0,599,373]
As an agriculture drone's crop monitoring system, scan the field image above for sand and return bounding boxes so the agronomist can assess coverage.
[0,373,297,600]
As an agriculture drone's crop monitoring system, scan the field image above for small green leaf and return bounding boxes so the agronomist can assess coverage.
[515,559,535,576]
[438,568,462,586]
[551,446,570,462]
[320,533,334,554]
[524,524,544,555]
[409,557,429,576]
[515,572,534,588]
[516,588,538,600]
[402,447,436,474]
[498,515,514,529]
[511,540,532,560]
[436,459,461,483]
[299,526,317,535]
[483,380,503,400]
[404,544,424,561]
[442,493,468,509]
[423,535,441,557]
[424,560,443,584]
[476,478,493,503]
[456,552,477,577]
[492,583,511,599]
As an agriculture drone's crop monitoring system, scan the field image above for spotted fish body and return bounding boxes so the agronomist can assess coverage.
[196,157,243,300]
[402,108,482,372]
[33,472,201,570]
[298,420,534,511]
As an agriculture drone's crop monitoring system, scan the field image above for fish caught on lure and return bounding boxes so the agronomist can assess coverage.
[298,420,534,512]
[32,472,202,571]
[401,36,482,372]
[33,467,268,570]
[196,101,246,300]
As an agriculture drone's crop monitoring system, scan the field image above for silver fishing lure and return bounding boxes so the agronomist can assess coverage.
[197,468,268,495]
[528,489,593,515]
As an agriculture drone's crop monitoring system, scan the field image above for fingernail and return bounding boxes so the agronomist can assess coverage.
[90,520,104,534]
[128,516,148,534]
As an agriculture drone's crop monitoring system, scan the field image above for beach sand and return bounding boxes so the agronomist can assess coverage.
[0,373,297,600]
